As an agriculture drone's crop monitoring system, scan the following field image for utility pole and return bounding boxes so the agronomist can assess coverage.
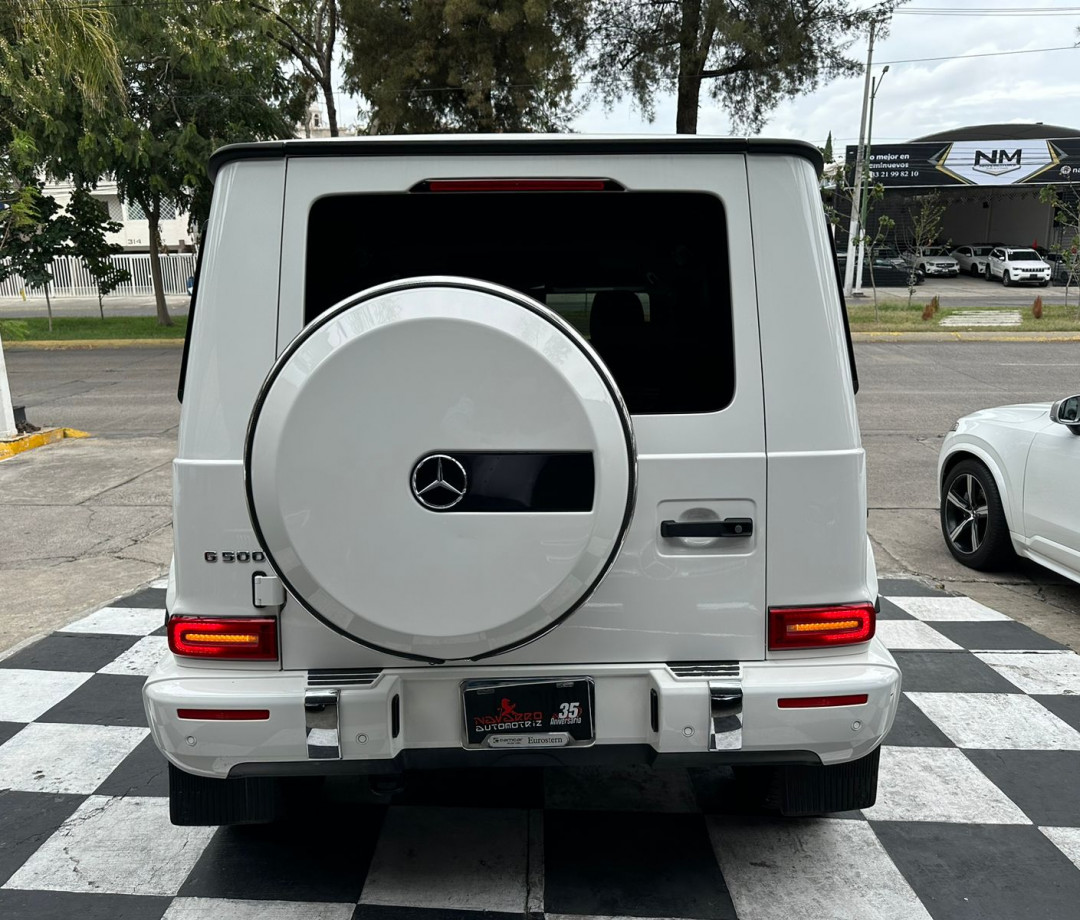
[842,17,877,298]
[0,333,17,440]
[854,65,889,294]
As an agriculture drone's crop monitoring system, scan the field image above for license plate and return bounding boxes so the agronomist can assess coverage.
[462,678,594,748]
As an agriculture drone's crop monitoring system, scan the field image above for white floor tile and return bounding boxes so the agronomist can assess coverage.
[976,651,1080,695]
[887,596,1011,621]
[163,898,354,920]
[907,692,1080,750]
[1041,826,1080,872]
[0,668,92,722]
[61,606,164,636]
[864,746,1030,824]
[359,806,528,912]
[0,722,147,794]
[707,815,932,920]
[4,795,215,896]
[875,620,962,651]
[99,636,169,676]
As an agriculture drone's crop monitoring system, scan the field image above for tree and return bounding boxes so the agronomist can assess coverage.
[1039,183,1080,314]
[340,0,587,133]
[588,1,899,134]
[0,184,73,331]
[822,131,834,164]
[906,192,946,308]
[30,1,303,326]
[66,185,130,320]
[248,0,344,136]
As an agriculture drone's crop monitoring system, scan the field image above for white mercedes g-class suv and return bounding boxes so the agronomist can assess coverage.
[146,135,899,825]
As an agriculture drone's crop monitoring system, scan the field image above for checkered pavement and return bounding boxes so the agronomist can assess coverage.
[2,577,1080,920]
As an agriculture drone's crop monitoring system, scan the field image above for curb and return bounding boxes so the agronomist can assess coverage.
[852,331,1080,343]
[3,338,185,350]
[0,427,90,460]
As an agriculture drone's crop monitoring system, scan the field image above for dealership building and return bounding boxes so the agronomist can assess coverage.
[841,123,1080,251]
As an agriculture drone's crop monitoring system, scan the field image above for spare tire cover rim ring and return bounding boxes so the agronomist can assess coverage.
[243,276,638,663]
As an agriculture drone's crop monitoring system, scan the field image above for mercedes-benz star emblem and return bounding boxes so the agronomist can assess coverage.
[411,454,468,510]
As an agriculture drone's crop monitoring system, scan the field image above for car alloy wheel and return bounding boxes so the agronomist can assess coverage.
[1002,271,1011,286]
[940,459,1012,570]
[944,472,989,555]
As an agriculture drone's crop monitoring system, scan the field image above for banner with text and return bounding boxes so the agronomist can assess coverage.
[844,138,1080,187]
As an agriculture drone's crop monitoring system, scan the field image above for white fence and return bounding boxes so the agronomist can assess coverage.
[0,253,195,299]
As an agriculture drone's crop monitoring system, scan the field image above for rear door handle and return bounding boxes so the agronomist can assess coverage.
[660,518,753,538]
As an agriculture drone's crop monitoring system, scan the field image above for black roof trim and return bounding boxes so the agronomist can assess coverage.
[207,136,823,182]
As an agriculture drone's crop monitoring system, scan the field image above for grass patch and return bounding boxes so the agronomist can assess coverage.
[0,315,187,341]
[848,299,1080,333]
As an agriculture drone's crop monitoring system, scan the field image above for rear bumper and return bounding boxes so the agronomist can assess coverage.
[144,640,901,779]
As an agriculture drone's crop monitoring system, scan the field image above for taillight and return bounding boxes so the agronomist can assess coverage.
[416,178,617,193]
[177,709,270,720]
[168,616,278,660]
[768,603,875,650]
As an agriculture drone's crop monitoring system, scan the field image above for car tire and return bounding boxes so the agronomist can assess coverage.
[1002,271,1011,286]
[940,458,1013,571]
[985,265,995,281]
[970,265,980,277]
[1040,280,1049,287]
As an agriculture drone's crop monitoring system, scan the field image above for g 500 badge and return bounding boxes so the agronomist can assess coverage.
[203,551,266,563]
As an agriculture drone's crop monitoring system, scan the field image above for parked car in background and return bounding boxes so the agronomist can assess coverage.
[985,248,1051,286]
[950,245,993,277]
[1035,249,1079,287]
[836,250,923,287]
[939,394,1080,585]
[903,246,960,277]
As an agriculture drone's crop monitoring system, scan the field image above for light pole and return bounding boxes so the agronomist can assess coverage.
[853,65,889,294]
[842,17,878,298]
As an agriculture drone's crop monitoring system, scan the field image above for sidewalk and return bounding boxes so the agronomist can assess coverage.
[0,294,190,319]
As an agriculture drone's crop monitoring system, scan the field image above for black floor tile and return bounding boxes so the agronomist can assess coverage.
[109,588,166,609]
[0,721,24,747]
[874,822,1080,920]
[95,735,170,798]
[876,598,916,620]
[885,694,955,747]
[179,803,386,902]
[931,621,1067,651]
[879,579,950,597]
[544,810,736,919]
[1034,694,1080,733]
[37,674,148,727]
[376,767,545,809]
[891,651,1021,693]
[0,889,170,920]
[0,633,139,673]
[963,750,1080,826]
[0,790,87,885]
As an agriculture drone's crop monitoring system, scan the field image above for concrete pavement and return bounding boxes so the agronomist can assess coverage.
[0,294,189,319]
[0,348,179,652]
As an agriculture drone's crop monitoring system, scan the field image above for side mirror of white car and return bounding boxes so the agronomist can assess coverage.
[1050,395,1080,434]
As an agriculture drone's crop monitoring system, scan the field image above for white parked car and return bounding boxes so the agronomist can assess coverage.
[950,245,993,277]
[903,246,960,277]
[939,395,1080,582]
[147,135,898,826]
[985,247,1051,286]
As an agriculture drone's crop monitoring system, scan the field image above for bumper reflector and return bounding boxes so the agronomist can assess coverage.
[768,603,875,650]
[177,709,270,720]
[168,616,278,660]
[778,694,869,709]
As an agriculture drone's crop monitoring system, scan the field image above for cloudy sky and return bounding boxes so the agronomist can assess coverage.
[572,1,1080,153]
[332,2,1080,154]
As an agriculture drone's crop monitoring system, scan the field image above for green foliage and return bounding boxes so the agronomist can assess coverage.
[588,1,900,134]
[822,131,834,164]
[1039,184,1080,313]
[66,186,130,315]
[906,192,946,306]
[0,183,71,292]
[0,316,187,342]
[340,0,587,133]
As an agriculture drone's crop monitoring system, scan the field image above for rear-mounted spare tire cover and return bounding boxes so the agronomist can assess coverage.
[245,277,635,661]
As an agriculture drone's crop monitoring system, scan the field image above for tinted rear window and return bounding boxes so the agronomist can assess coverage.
[306,191,734,415]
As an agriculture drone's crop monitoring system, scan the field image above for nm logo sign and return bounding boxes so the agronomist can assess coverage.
[934,140,1059,185]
